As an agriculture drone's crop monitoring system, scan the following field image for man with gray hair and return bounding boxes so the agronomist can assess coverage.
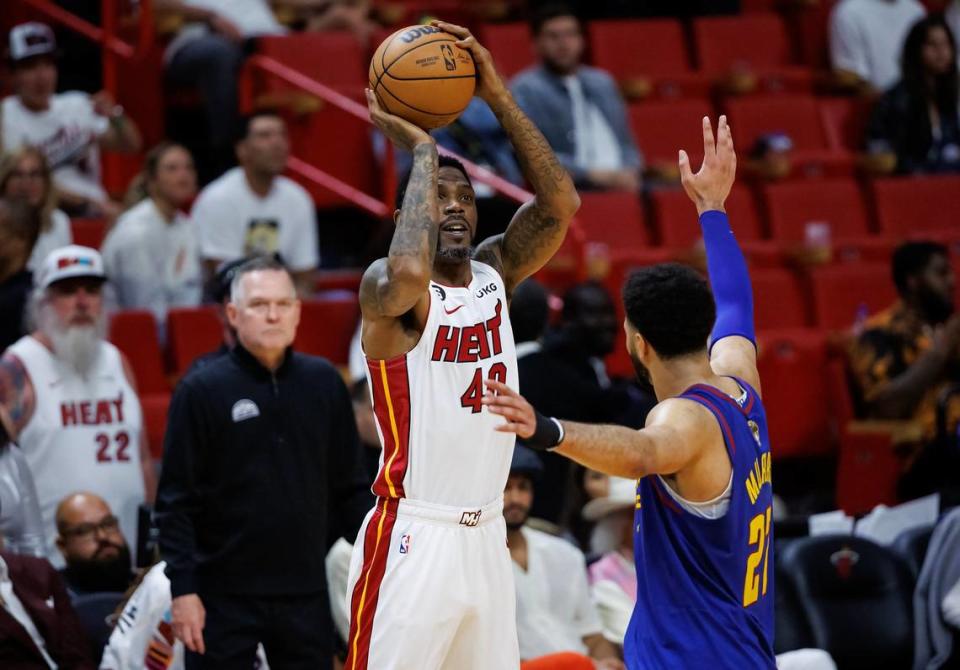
[155,255,371,669]
[0,245,154,566]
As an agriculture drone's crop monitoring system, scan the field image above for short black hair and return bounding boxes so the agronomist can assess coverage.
[395,155,471,210]
[234,109,284,145]
[622,263,716,359]
[510,279,550,343]
[892,241,949,296]
[530,3,581,36]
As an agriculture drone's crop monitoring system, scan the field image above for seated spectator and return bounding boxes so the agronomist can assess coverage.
[0,198,39,351]
[0,550,95,669]
[55,492,135,596]
[434,98,523,187]
[0,246,155,565]
[584,477,636,645]
[1,22,142,218]
[0,146,72,270]
[303,0,379,44]
[849,241,960,500]
[560,464,610,552]
[192,111,319,295]
[0,405,45,557]
[505,445,624,668]
[867,15,960,174]
[829,0,926,92]
[100,142,202,334]
[511,4,642,191]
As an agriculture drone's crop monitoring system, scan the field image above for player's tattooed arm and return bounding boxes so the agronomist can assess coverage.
[0,354,36,438]
[360,142,440,319]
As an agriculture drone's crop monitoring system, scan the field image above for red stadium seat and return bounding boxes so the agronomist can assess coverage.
[756,329,834,459]
[108,311,168,394]
[650,185,764,248]
[166,306,223,377]
[763,178,871,242]
[480,23,535,79]
[294,296,360,364]
[628,99,714,168]
[315,269,363,294]
[819,97,871,152]
[792,0,837,67]
[807,263,897,330]
[588,20,709,99]
[257,33,366,92]
[692,14,813,93]
[752,268,811,329]
[140,392,171,460]
[871,175,960,237]
[575,191,649,251]
[69,218,108,250]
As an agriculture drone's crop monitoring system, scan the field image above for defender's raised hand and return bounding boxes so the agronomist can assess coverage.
[431,20,508,105]
[679,116,737,215]
[365,88,434,151]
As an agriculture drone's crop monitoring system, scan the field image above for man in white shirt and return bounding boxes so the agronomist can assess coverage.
[191,111,318,295]
[829,0,927,91]
[1,23,142,218]
[504,445,625,668]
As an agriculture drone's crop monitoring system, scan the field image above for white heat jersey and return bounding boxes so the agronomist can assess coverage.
[364,261,518,507]
[8,335,145,566]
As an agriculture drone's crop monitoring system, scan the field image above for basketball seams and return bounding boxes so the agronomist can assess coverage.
[376,79,459,119]
[373,36,471,92]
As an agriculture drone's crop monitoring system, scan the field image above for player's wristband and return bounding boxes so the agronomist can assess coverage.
[524,411,565,452]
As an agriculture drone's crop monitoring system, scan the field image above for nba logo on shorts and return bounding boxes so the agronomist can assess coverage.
[399,534,411,554]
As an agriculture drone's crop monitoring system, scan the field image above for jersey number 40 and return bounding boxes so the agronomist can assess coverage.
[460,363,507,413]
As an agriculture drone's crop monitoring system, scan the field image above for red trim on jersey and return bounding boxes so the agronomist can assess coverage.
[367,356,411,499]
[651,477,683,515]
[686,391,737,457]
[345,497,399,670]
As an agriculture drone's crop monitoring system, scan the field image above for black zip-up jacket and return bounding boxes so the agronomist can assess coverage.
[155,344,372,598]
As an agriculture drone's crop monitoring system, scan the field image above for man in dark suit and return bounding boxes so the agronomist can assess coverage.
[0,550,94,669]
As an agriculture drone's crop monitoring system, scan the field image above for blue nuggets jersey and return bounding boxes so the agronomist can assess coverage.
[624,378,776,669]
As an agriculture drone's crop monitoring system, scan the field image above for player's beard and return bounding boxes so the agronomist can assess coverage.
[435,236,473,266]
[40,307,105,376]
[629,351,654,394]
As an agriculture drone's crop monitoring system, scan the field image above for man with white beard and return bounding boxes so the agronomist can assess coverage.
[0,245,154,565]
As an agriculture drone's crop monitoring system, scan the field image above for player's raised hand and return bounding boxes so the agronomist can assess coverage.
[430,20,508,104]
[679,116,737,216]
[482,379,536,439]
[365,88,435,151]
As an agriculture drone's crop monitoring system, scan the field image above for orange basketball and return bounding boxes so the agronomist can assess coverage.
[369,25,476,130]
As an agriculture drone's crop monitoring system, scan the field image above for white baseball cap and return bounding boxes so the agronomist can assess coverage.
[582,476,637,521]
[36,245,106,290]
[8,22,57,64]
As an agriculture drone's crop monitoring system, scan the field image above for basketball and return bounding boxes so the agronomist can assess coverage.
[369,25,476,130]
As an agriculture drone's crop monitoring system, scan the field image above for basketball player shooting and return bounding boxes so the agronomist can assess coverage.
[486,116,779,669]
[346,20,580,670]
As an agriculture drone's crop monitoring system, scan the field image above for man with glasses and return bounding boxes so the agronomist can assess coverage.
[55,492,135,596]
[0,245,155,566]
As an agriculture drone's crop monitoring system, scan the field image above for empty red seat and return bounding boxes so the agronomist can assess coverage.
[819,96,871,152]
[140,392,170,460]
[752,269,811,329]
[257,33,365,92]
[763,178,870,242]
[650,185,764,248]
[166,306,223,377]
[693,13,813,92]
[480,23,535,79]
[628,98,714,168]
[757,329,834,459]
[108,310,168,394]
[575,191,649,251]
[315,269,363,294]
[588,20,709,99]
[808,263,897,330]
[70,218,108,250]
[294,296,360,365]
[871,175,960,237]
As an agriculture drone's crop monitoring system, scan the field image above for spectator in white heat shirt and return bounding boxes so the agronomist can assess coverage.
[100,143,202,336]
[1,22,142,219]
[191,111,319,295]
[829,0,926,91]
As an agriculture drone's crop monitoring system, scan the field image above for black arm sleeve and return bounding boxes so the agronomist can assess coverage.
[154,380,204,598]
[328,374,374,546]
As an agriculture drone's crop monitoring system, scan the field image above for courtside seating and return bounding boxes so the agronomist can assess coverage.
[294,296,360,365]
[807,263,896,330]
[575,192,649,251]
[588,19,709,99]
[480,23,534,79]
[650,185,764,248]
[628,98,714,168]
[752,268,811,330]
[757,329,834,459]
[763,178,871,243]
[166,306,222,377]
[107,311,168,394]
[871,175,960,237]
[69,218,108,250]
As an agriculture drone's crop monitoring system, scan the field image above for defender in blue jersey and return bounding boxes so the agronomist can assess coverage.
[485,116,777,669]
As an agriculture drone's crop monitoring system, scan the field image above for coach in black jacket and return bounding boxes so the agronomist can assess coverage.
[155,256,372,670]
